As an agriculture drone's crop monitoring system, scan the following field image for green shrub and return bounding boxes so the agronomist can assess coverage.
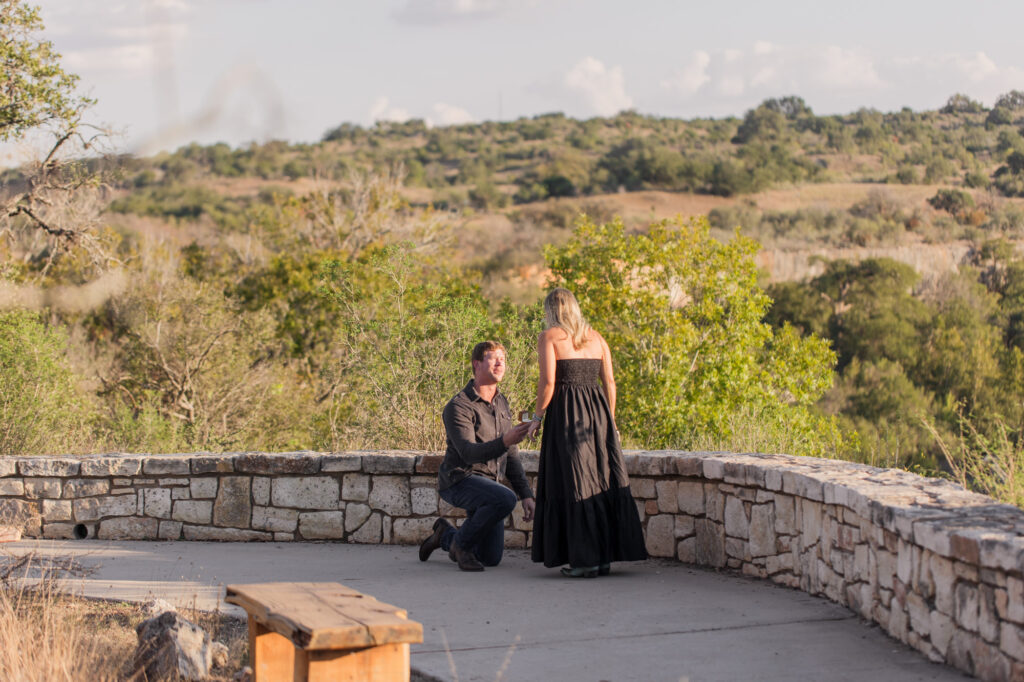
[926,414,1024,507]
[964,171,990,189]
[0,310,90,455]
[545,216,843,455]
[316,246,538,450]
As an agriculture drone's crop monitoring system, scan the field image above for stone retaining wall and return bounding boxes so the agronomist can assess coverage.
[1,450,1023,680]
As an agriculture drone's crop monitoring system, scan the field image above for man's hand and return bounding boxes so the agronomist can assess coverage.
[502,421,532,447]
[521,497,536,522]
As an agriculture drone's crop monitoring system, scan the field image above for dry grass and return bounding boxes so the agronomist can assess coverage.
[0,552,248,681]
[516,183,1024,220]
[925,417,1024,508]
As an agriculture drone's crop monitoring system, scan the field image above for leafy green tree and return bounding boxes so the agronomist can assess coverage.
[916,273,1001,418]
[1,0,107,267]
[941,93,985,115]
[765,281,831,338]
[986,107,1015,126]
[812,259,930,371]
[928,189,974,221]
[596,138,696,191]
[731,97,813,144]
[0,1,89,140]
[994,151,1024,197]
[545,216,841,454]
[995,90,1024,110]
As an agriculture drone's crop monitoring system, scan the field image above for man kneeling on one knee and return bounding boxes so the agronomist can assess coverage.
[419,341,535,571]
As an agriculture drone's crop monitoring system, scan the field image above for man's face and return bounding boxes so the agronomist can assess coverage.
[473,349,506,385]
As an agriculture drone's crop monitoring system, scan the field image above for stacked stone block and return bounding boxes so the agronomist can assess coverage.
[2,449,1023,680]
[627,451,1024,681]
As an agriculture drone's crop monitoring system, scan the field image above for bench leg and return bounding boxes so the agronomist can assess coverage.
[248,617,411,682]
[307,643,410,682]
[249,619,303,682]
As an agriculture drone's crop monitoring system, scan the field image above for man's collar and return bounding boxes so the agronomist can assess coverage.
[463,379,501,403]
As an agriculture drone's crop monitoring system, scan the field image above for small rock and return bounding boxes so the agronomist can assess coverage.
[143,599,177,617]
[133,611,212,681]
[233,665,253,682]
[211,641,229,668]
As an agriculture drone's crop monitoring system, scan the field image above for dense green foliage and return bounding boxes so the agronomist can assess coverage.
[546,217,842,455]
[0,310,89,455]
[766,245,1024,471]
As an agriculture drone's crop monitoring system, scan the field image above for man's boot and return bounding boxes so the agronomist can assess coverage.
[451,542,484,571]
[419,518,452,562]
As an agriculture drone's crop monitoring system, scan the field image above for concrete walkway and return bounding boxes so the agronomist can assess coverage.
[3,539,968,682]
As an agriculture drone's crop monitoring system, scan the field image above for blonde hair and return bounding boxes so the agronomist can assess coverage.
[544,288,591,349]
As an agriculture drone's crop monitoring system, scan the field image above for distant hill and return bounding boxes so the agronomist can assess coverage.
[8,91,1022,299]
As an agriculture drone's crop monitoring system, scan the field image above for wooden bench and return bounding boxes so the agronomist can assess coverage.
[225,582,423,682]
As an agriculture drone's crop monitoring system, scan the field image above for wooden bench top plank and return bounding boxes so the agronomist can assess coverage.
[226,582,423,650]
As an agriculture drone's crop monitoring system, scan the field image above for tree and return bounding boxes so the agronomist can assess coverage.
[994,90,1024,111]
[545,216,841,454]
[940,94,984,115]
[762,96,813,119]
[0,1,88,141]
[813,258,929,372]
[1,0,105,265]
[927,189,974,220]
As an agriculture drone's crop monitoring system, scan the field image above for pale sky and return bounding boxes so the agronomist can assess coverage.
[21,0,1024,155]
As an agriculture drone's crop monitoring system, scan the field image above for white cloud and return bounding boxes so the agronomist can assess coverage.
[431,102,475,125]
[564,57,633,116]
[662,43,883,102]
[897,52,999,83]
[369,97,412,123]
[654,42,1024,117]
[660,51,711,95]
[392,0,505,24]
[38,0,192,74]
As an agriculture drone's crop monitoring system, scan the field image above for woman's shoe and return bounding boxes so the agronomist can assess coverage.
[598,563,611,576]
[560,566,599,578]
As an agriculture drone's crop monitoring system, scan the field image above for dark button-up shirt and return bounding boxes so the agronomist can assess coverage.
[438,380,533,500]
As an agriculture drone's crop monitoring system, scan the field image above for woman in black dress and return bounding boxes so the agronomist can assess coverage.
[527,288,647,577]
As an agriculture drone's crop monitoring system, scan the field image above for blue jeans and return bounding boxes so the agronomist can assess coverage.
[439,475,517,567]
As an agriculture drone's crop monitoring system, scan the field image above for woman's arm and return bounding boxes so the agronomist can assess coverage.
[527,330,557,439]
[535,330,556,415]
[597,332,616,418]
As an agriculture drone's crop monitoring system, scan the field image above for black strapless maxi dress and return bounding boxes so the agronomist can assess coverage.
[531,358,648,568]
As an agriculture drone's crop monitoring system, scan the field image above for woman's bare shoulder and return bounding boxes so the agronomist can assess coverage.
[587,328,608,347]
[540,327,567,341]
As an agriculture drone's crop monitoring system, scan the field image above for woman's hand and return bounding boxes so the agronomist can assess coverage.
[527,419,542,439]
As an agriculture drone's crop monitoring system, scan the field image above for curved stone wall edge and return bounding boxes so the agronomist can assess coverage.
[0,450,1022,680]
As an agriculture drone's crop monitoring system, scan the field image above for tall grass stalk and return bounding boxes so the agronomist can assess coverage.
[924,416,1024,508]
[673,404,847,460]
